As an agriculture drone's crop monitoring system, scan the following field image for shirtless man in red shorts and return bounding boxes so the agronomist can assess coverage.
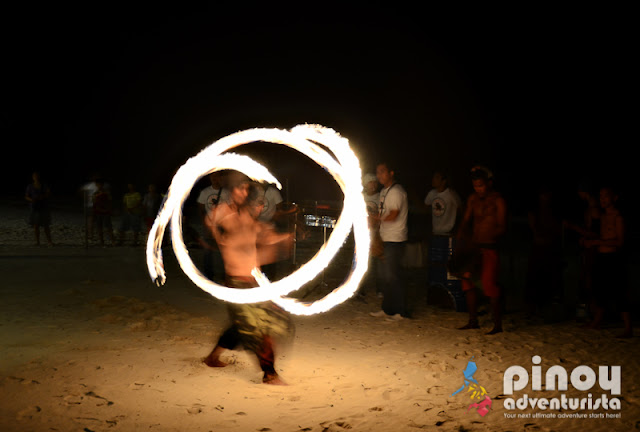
[584,186,632,338]
[456,166,507,335]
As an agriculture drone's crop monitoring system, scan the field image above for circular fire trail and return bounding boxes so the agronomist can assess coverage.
[146,124,370,315]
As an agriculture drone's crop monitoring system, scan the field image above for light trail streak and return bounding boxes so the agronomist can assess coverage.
[146,124,370,315]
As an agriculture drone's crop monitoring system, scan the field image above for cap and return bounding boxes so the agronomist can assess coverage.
[363,173,377,185]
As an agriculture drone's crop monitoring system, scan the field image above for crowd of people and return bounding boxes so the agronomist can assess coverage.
[362,163,632,339]
[77,175,164,247]
[23,162,634,385]
[23,172,164,248]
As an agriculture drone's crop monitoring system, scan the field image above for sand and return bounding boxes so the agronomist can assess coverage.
[1,197,638,432]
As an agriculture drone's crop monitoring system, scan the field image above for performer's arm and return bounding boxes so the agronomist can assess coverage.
[495,196,507,238]
[457,196,474,240]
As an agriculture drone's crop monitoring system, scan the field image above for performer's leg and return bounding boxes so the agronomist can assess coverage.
[459,273,479,329]
[586,253,607,329]
[587,307,604,329]
[33,223,41,245]
[44,225,52,246]
[96,216,104,246]
[482,249,502,334]
[487,296,503,335]
[620,312,633,338]
[460,290,479,329]
[258,336,286,385]
[204,327,239,367]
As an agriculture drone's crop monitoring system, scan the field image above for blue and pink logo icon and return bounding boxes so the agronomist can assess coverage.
[451,357,492,417]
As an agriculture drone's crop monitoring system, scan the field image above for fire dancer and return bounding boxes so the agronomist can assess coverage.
[202,171,295,384]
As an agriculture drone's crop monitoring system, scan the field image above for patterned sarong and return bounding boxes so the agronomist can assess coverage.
[217,276,295,373]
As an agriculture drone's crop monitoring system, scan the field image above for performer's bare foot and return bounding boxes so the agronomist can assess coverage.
[203,356,227,367]
[486,327,503,335]
[263,373,287,385]
[203,345,227,367]
[458,320,479,330]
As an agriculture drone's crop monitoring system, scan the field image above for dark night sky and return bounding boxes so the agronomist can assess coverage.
[2,5,633,218]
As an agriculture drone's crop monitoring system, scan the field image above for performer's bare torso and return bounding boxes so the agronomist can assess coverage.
[207,200,291,278]
[467,191,505,245]
[211,203,260,277]
[598,208,622,254]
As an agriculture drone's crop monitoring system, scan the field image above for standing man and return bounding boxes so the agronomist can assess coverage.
[425,171,463,286]
[424,171,462,237]
[456,166,506,335]
[93,178,115,247]
[370,162,409,320]
[25,171,53,247]
[118,183,143,246]
[252,183,284,224]
[584,186,632,338]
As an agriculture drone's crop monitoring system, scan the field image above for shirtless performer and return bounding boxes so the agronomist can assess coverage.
[202,172,295,384]
[456,166,506,335]
[584,186,632,338]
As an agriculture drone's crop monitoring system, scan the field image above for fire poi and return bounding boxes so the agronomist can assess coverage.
[145,124,370,315]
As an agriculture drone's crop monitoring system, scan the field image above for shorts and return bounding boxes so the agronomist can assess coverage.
[461,247,500,298]
[94,213,113,230]
[120,213,142,232]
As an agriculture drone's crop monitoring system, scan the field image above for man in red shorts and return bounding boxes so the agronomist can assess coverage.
[455,166,506,334]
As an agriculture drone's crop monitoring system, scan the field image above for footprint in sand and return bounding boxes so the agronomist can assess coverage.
[319,419,353,431]
[63,394,84,405]
[16,405,41,420]
[186,403,207,414]
[85,391,114,406]
[426,385,444,395]
[63,391,114,407]
[483,352,502,363]
[453,351,473,360]
[382,388,402,400]
[426,359,449,372]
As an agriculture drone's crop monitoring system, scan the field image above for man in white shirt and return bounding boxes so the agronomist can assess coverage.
[424,171,464,306]
[197,173,229,217]
[424,171,462,236]
[251,183,286,280]
[252,183,284,224]
[370,162,409,320]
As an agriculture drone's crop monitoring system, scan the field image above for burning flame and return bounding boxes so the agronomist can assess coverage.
[146,124,370,315]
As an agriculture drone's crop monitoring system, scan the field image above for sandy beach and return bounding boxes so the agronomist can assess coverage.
[1,197,638,432]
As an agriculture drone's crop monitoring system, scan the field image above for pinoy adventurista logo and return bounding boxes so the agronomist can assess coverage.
[503,356,622,420]
[451,357,492,417]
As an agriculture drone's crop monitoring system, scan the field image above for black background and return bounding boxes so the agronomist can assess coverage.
[2,5,633,219]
